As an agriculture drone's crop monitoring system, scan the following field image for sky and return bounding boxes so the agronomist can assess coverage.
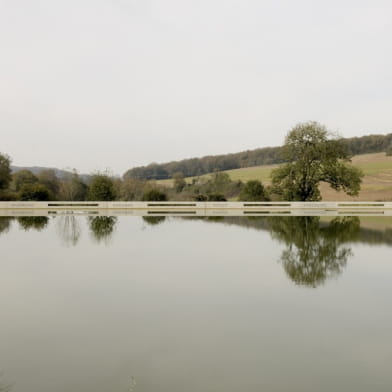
[1,0,391,175]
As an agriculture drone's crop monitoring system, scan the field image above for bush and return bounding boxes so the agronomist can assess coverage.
[18,183,50,201]
[0,191,17,201]
[239,180,269,201]
[142,189,168,201]
[207,193,227,201]
[87,174,116,201]
[194,194,207,201]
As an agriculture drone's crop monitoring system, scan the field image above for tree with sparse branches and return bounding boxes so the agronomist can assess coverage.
[271,122,363,201]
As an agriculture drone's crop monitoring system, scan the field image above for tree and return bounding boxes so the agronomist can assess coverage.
[59,170,88,201]
[118,178,145,200]
[239,180,269,201]
[207,172,231,194]
[0,153,12,192]
[11,170,38,192]
[271,122,363,201]
[87,174,116,201]
[37,169,60,199]
[386,143,392,156]
[173,172,186,193]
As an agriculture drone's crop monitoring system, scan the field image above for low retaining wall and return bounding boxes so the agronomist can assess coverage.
[1,201,392,217]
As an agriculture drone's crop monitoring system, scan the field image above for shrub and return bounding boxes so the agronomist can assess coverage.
[18,183,50,201]
[239,180,269,201]
[142,189,168,201]
[87,174,116,201]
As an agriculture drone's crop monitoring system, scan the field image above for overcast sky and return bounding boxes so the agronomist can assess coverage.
[1,0,391,175]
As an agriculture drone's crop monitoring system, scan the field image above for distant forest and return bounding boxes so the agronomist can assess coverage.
[124,133,392,180]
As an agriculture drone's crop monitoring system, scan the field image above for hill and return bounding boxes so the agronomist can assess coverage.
[158,152,392,201]
[124,133,392,180]
[11,166,91,183]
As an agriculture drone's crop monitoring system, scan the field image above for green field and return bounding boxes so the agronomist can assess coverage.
[159,152,392,201]
[157,163,277,185]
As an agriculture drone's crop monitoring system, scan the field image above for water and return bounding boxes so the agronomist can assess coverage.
[0,215,391,391]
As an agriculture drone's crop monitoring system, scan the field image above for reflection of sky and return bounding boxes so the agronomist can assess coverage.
[0,217,391,391]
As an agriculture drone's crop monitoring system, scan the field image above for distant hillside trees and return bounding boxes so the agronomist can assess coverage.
[344,134,392,155]
[123,147,284,180]
[123,133,392,181]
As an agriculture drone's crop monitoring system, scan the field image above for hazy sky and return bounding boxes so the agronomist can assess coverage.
[1,0,391,175]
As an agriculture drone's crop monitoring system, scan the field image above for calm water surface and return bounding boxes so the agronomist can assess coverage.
[0,215,391,391]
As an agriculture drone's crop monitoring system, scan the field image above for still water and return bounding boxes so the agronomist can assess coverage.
[0,215,391,392]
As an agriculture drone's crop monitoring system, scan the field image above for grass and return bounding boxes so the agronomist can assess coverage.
[158,152,392,201]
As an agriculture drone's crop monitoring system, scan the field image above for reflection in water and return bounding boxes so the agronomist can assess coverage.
[0,217,14,236]
[56,216,81,247]
[142,216,166,226]
[1,214,390,287]
[0,373,11,392]
[17,216,49,231]
[268,217,360,287]
[0,214,392,391]
[88,216,117,243]
[0,384,11,392]
[128,376,136,391]
[185,216,364,287]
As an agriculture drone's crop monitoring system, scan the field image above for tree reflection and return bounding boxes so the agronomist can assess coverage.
[0,384,11,392]
[88,216,117,243]
[0,373,11,392]
[269,216,360,287]
[142,216,166,226]
[17,216,49,231]
[0,383,11,392]
[56,215,81,246]
[0,217,14,236]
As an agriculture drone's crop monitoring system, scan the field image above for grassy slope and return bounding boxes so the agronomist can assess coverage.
[158,152,392,201]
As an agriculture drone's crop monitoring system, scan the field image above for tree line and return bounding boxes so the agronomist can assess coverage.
[124,132,392,180]
[0,121,377,202]
[0,154,269,202]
